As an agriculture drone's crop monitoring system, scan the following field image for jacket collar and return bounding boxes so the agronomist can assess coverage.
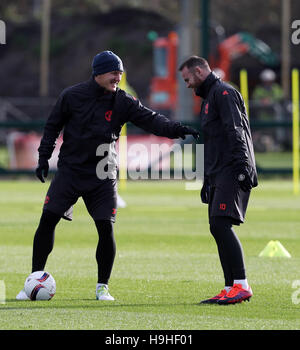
[88,76,109,97]
[195,72,220,99]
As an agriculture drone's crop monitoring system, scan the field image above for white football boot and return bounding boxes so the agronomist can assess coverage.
[96,284,114,301]
[16,288,30,301]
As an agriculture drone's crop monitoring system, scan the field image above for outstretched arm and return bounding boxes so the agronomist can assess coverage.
[122,93,199,140]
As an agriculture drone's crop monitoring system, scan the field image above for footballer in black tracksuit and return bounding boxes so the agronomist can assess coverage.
[193,69,258,298]
[32,76,198,288]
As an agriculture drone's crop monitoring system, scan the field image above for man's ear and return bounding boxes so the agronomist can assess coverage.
[194,66,202,79]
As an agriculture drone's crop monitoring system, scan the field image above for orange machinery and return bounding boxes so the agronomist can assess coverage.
[149,31,278,118]
[149,31,180,117]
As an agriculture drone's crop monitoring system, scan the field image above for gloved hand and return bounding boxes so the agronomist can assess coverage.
[200,177,210,204]
[177,125,200,140]
[234,163,252,192]
[35,157,49,183]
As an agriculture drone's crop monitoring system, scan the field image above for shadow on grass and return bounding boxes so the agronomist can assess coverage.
[1,298,205,311]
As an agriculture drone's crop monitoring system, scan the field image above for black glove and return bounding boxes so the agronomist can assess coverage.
[177,125,200,140]
[200,177,210,204]
[234,163,252,192]
[35,157,49,183]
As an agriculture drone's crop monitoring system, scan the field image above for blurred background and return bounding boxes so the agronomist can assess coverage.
[0,0,299,182]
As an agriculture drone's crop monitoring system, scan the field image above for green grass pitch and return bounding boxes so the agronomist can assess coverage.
[0,179,299,330]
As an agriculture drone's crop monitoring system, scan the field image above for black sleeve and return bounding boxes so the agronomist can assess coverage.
[38,90,70,159]
[123,93,182,139]
[215,87,249,166]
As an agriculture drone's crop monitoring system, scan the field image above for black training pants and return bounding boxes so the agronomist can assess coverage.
[32,209,116,284]
[209,216,246,286]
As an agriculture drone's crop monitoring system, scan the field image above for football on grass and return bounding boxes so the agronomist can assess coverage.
[24,271,56,300]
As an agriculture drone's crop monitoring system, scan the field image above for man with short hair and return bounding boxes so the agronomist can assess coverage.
[179,56,258,305]
[16,51,199,301]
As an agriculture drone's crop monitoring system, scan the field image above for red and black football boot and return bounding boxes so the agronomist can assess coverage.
[217,283,252,305]
[200,289,228,304]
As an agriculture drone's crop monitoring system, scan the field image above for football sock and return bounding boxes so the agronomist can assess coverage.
[224,286,232,293]
[209,216,246,286]
[96,283,108,290]
[32,210,61,272]
[233,279,249,289]
[95,220,116,285]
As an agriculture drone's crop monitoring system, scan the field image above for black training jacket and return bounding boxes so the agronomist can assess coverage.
[38,77,184,177]
[196,72,258,186]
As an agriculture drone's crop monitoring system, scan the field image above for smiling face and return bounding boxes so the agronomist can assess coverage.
[94,71,123,92]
